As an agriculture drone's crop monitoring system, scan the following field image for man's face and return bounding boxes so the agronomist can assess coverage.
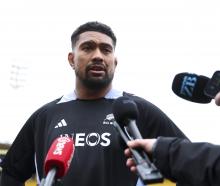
[69,31,117,89]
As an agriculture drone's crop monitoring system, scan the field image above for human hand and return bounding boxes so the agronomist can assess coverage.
[215,92,220,106]
[124,139,157,172]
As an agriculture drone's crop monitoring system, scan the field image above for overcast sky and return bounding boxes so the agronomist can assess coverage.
[0,0,220,144]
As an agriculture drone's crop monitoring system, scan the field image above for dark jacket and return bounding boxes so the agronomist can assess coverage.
[153,137,220,186]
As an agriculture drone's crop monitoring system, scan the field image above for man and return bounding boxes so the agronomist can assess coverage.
[125,92,220,186]
[1,21,188,186]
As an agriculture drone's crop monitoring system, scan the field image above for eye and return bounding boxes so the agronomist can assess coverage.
[82,45,92,51]
[101,46,113,54]
[80,42,95,52]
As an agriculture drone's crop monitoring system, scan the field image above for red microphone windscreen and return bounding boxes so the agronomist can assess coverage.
[44,137,74,178]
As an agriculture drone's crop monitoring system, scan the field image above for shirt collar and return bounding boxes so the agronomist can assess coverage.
[57,88,123,104]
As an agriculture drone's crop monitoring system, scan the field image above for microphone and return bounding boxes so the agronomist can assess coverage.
[112,96,164,184]
[40,136,74,186]
[113,96,142,139]
[172,72,212,103]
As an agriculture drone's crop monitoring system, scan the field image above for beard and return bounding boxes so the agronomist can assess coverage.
[75,68,114,90]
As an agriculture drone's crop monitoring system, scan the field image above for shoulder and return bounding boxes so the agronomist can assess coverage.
[28,97,63,121]
[122,91,158,110]
[122,91,169,121]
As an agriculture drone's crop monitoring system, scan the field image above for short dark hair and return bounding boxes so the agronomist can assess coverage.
[71,21,117,49]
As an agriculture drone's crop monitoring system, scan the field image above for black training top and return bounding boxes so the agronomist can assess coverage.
[1,89,187,186]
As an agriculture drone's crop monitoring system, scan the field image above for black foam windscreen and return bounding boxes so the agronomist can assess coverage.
[112,96,139,126]
[172,73,212,103]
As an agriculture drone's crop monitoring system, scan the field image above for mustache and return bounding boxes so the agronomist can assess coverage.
[86,61,107,71]
[90,59,104,65]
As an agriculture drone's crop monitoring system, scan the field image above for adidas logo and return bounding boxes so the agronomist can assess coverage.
[55,119,68,128]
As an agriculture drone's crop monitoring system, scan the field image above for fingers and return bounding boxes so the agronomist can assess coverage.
[124,139,157,174]
[127,139,156,154]
[124,148,132,157]
[127,139,146,150]
[124,149,137,173]
[126,158,137,173]
[215,92,220,106]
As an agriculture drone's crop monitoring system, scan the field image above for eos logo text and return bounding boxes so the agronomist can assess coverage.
[74,133,111,147]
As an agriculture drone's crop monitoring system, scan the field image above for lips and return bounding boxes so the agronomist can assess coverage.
[89,65,105,71]
[87,65,106,76]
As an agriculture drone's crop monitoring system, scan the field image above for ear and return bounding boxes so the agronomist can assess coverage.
[68,52,75,69]
[114,58,118,67]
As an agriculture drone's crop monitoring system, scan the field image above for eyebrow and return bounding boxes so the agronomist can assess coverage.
[79,40,113,49]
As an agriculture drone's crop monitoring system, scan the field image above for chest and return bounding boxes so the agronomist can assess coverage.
[44,100,121,149]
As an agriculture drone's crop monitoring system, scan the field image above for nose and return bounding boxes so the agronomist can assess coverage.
[91,48,104,63]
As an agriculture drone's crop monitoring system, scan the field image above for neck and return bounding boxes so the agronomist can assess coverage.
[75,84,112,100]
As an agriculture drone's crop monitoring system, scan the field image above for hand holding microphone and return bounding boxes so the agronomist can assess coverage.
[124,139,157,172]
[40,136,74,186]
[112,97,163,184]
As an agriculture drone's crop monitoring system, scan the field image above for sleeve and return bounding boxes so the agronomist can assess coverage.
[153,137,220,186]
[135,98,188,139]
[0,113,36,186]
